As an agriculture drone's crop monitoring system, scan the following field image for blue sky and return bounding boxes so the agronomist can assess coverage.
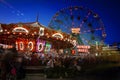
[0,0,120,44]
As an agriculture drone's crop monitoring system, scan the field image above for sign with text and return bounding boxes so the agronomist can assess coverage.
[71,28,80,34]
[77,45,90,53]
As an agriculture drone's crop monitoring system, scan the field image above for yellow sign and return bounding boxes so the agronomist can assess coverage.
[71,28,80,34]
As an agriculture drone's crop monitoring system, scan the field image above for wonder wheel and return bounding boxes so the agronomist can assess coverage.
[48,6,106,46]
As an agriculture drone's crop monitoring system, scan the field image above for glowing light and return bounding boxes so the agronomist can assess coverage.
[19,33,22,35]
[39,27,44,36]
[52,33,63,39]
[0,24,3,32]
[28,41,33,51]
[16,42,18,50]
[19,42,24,50]
[71,28,80,34]
[37,39,45,52]
[38,43,44,52]
[12,27,29,33]
[0,29,3,32]
[0,43,13,49]
[13,32,15,34]
[78,49,89,53]
[7,32,10,34]
[44,42,52,52]
[34,31,37,34]
[72,40,77,47]
[77,45,90,53]
[5,29,7,31]
[77,45,90,49]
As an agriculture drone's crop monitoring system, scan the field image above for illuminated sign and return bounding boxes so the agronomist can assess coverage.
[71,49,75,55]
[16,42,18,50]
[12,27,29,33]
[28,41,34,51]
[38,43,44,52]
[39,27,44,36]
[77,45,90,53]
[72,40,77,47]
[44,42,51,53]
[37,39,45,52]
[19,42,24,50]
[0,44,13,49]
[77,45,90,49]
[78,49,89,53]
[52,33,63,39]
[71,28,80,34]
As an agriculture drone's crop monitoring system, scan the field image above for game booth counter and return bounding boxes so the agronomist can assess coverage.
[0,22,76,54]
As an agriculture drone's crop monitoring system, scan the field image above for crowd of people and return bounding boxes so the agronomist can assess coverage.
[0,45,117,79]
[0,46,25,80]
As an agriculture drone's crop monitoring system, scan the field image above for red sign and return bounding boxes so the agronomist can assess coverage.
[77,45,90,53]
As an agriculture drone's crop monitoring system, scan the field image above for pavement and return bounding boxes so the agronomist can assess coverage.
[25,74,71,80]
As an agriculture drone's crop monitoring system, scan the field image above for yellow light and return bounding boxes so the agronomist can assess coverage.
[13,32,15,34]
[7,32,10,34]
[32,34,34,36]
[28,41,33,51]
[19,33,22,35]
[5,29,7,31]
[34,31,37,34]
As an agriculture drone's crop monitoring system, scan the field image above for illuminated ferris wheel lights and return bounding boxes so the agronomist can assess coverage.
[102,33,107,38]
[48,6,106,45]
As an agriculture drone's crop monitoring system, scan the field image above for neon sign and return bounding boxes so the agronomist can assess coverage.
[44,42,51,53]
[52,33,63,39]
[37,39,45,52]
[77,45,90,53]
[19,42,24,50]
[12,27,29,33]
[77,45,90,49]
[72,40,77,47]
[39,27,44,36]
[71,28,80,34]
[28,41,33,51]
[16,42,18,50]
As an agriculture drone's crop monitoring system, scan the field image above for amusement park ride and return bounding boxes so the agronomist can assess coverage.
[0,6,107,55]
[0,21,75,53]
[48,6,107,55]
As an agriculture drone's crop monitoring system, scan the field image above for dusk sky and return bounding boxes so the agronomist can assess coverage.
[0,0,120,44]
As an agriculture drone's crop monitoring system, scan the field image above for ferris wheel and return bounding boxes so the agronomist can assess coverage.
[48,6,106,46]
